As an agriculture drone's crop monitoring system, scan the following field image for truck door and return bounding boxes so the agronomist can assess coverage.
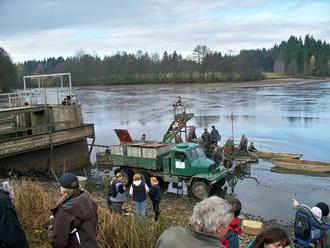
[171,151,192,176]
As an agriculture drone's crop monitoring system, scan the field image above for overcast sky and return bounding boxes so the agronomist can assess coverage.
[0,0,329,62]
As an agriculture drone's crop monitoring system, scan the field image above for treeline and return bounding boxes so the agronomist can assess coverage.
[260,35,330,77]
[17,46,265,86]
[0,48,18,92]
[1,35,330,91]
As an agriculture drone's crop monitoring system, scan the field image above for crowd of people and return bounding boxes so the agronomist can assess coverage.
[1,171,329,248]
[108,172,162,221]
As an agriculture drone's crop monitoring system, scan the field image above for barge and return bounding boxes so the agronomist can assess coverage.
[0,73,95,174]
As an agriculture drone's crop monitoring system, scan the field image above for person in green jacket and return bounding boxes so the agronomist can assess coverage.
[155,196,233,248]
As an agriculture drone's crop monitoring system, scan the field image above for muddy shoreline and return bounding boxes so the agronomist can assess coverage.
[106,190,294,246]
[77,77,330,91]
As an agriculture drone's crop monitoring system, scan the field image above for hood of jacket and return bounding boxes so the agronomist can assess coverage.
[56,190,97,221]
[228,217,242,234]
[133,180,142,186]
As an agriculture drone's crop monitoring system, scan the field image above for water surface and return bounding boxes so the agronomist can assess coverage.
[78,81,330,221]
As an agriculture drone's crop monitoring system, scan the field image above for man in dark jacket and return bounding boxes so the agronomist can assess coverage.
[0,182,29,248]
[48,172,98,248]
[201,128,212,157]
[210,125,221,145]
[156,196,233,248]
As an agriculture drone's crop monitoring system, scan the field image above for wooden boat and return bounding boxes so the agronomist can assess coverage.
[272,158,330,173]
[249,151,302,160]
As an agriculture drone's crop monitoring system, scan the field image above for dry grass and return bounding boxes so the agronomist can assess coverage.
[14,181,55,248]
[12,180,184,248]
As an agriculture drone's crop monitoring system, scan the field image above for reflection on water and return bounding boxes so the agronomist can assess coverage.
[78,81,330,221]
[80,82,330,162]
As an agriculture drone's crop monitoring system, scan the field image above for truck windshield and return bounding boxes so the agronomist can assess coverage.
[188,149,198,160]
[196,147,205,158]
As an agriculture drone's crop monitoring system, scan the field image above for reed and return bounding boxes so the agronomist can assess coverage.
[12,180,185,248]
[13,180,55,248]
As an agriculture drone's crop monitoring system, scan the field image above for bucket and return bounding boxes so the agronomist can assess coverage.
[242,219,263,236]
[77,176,87,189]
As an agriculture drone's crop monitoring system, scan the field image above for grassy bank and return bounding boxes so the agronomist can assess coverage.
[12,180,292,247]
[13,180,185,248]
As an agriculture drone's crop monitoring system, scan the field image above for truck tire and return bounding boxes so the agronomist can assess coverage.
[212,179,226,189]
[190,180,210,200]
[159,178,169,193]
[120,168,133,186]
[140,172,151,187]
[223,159,233,168]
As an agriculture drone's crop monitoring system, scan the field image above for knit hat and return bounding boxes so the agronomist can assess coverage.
[316,202,329,217]
[311,207,322,221]
[59,172,79,189]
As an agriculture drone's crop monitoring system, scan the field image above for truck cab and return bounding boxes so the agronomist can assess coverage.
[162,143,228,199]
[171,143,214,176]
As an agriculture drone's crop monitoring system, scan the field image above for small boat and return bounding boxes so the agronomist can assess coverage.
[249,151,302,160]
[272,158,330,173]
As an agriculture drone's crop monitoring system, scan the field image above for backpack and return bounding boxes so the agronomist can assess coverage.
[294,205,328,247]
[108,181,117,198]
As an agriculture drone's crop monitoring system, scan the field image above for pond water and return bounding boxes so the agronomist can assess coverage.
[77,81,330,222]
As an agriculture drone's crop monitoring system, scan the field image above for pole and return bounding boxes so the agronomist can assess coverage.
[23,77,26,91]
[69,73,72,95]
[231,112,234,139]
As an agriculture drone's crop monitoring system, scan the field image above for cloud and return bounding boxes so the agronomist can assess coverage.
[0,0,329,62]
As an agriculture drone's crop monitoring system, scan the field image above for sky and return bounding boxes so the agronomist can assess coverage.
[0,0,329,63]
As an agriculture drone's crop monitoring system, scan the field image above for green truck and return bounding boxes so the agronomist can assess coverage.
[97,129,228,199]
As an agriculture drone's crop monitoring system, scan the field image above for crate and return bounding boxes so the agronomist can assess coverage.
[142,148,157,159]
[109,155,124,166]
[141,145,172,159]
[127,146,142,157]
[110,145,124,156]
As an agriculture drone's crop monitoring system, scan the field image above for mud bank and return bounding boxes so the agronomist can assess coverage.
[77,78,329,91]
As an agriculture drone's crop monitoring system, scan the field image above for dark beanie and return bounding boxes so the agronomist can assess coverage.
[59,172,79,189]
[316,202,329,217]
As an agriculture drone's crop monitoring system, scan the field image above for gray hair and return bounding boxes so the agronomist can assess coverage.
[1,181,14,198]
[189,196,233,233]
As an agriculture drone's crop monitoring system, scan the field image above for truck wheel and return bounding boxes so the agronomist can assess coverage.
[190,180,210,200]
[159,178,169,193]
[140,172,151,187]
[223,159,233,168]
[212,179,226,189]
[120,168,133,186]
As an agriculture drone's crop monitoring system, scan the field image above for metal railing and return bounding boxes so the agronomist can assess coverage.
[0,88,77,109]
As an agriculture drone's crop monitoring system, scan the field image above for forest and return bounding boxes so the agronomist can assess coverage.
[1,35,330,91]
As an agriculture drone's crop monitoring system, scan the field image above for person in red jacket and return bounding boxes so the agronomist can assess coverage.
[221,198,242,248]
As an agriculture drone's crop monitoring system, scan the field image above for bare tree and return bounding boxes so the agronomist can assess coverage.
[193,45,211,79]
